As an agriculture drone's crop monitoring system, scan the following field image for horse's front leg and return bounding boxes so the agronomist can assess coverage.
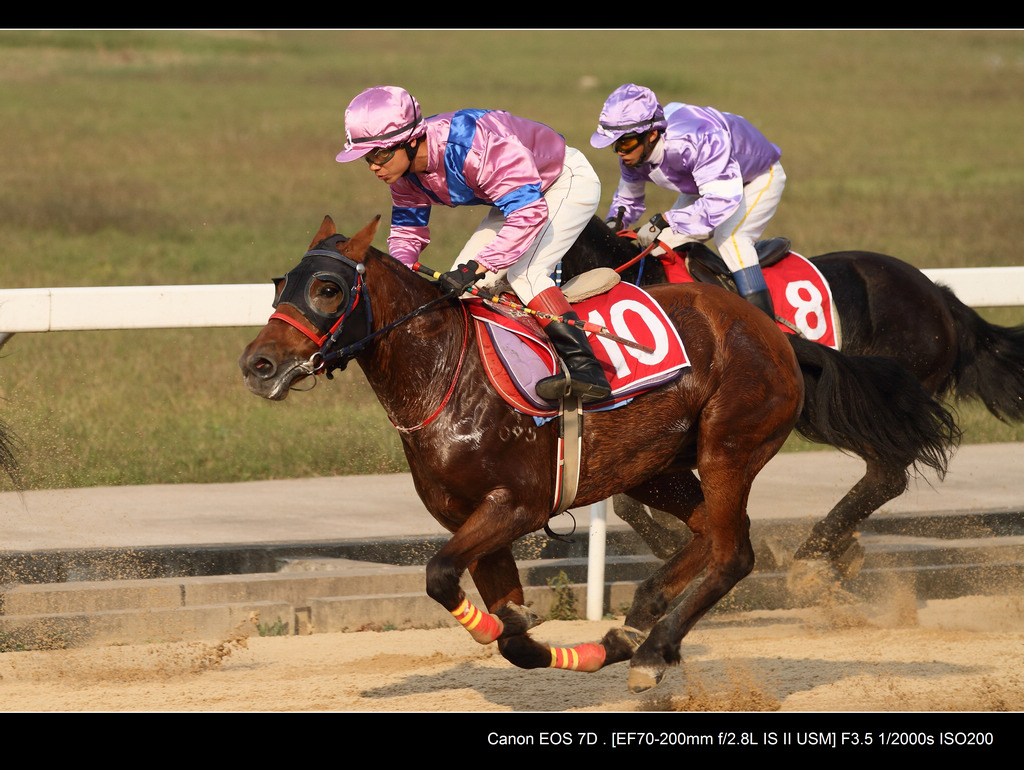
[426,498,641,672]
[423,490,534,645]
[477,548,642,673]
[468,549,608,672]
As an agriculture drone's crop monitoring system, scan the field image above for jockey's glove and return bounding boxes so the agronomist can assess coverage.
[439,260,484,294]
[636,213,670,248]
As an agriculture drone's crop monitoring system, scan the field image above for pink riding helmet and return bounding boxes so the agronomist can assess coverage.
[590,83,668,149]
[335,85,427,163]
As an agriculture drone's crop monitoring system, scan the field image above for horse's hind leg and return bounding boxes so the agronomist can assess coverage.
[616,471,709,632]
[626,469,757,693]
[788,459,909,594]
[613,494,691,559]
[793,459,908,563]
[625,406,791,693]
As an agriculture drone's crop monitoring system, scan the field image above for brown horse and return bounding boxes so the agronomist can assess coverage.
[560,217,1024,574]
[239,216,956,692]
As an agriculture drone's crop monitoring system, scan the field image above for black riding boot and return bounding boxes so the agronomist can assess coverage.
[535,312,613,403]
[743,288,776,318]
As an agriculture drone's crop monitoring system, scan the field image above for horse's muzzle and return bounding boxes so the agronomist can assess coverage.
[239,343,310,401]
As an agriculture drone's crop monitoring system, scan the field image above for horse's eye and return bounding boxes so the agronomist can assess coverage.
[308,278,346,316]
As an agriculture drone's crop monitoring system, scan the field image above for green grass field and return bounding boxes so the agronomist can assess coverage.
[1,29,1022,490]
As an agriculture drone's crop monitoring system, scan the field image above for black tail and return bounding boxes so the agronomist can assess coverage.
[789,336,960,476]
[940,285,1024,423]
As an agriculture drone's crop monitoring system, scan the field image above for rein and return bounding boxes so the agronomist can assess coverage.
[412,262,655,355]
[320,290,455,378]
[613,231,659,276]
[271,247,454,377]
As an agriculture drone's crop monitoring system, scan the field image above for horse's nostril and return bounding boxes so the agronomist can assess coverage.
[251,356,276,378]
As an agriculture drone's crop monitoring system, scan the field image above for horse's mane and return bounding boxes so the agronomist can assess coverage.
[560,217,668,287]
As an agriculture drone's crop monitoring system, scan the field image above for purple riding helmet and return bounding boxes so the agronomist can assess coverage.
[335,85,427,163]
[590,83,668,149]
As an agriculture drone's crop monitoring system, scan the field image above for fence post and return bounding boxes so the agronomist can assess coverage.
[586,499,607,620]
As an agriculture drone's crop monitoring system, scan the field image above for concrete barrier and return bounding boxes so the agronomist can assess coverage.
[3,519,1023,649]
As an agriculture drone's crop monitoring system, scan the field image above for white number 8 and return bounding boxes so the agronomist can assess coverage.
[785,280,826,341]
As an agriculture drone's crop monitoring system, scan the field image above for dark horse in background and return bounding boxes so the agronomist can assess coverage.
[240,216,956,692]
[560,217,1024,577]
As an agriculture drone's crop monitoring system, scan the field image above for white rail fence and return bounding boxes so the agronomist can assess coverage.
[2,267,1023,619]
[1,267,1023,334]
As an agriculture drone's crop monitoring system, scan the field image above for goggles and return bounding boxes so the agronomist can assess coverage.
[364,144,402,166]
[613,133,644,154]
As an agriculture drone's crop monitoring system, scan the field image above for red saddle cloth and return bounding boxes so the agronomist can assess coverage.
[658,250,841,350]
[470,282,690,417]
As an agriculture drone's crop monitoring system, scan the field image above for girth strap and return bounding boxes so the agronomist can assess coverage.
[547,394,584,540]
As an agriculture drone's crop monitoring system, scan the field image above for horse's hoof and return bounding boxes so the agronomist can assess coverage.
[761,534,795,570]
[786,558,840,604]
[788,559,864,625]
[619,625,648,649]
[600,626,648,664]
[496,601,544,637]
[627,664,665,693]
[834,539,866,579]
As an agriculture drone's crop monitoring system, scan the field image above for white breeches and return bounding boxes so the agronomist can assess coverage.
[662,161,786,274]
[452,147,601,303]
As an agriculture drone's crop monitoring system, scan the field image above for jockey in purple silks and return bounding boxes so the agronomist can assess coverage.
[591,83,786,317]
[336,85,611,403]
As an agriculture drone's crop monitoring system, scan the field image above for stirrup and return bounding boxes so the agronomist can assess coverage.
[536,369,611,403]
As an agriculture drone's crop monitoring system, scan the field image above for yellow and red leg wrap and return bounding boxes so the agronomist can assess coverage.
[451,598,504,645]
[549,642,607,672]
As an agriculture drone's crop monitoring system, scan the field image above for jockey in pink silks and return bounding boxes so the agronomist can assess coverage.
[336,85,610,403]
[592,83,786,317]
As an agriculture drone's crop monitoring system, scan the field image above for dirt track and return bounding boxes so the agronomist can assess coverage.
[2,593,1022,714]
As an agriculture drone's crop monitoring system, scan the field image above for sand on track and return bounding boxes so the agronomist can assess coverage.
[2,593,1022,713]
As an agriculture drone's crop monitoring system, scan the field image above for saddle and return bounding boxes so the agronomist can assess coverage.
[678,238,792,288]
[468,277,690,418]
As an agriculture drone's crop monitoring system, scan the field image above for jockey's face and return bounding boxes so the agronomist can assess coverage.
[616,130,659,168]
[365,139,416,185]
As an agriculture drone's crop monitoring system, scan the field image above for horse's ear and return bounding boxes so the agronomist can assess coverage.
[344,215,382,260]
[308,215,338,250]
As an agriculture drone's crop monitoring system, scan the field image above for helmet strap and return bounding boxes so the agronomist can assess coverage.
[639,130,660,164]
[402,138,421,176]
